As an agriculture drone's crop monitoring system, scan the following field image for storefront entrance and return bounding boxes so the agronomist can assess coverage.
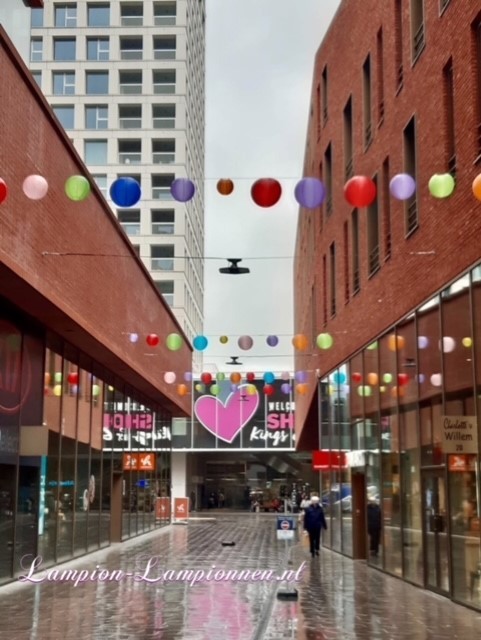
[422,469,450,594]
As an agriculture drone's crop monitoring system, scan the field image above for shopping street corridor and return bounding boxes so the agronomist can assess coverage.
[0,513,480,639]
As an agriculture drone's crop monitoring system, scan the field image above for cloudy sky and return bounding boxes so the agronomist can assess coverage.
[203,0,341,373]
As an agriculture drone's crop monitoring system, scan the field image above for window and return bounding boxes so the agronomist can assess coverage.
[120,2,143,25]
[343,221,349,304]
[329,242,336,317]
[321,66,328,124]
[377,28,384,124]
[316,84,321,139]
[85,140,108,165]
[119,105,142,129]
[119,70,142,94]
[52,71,75,95]
[153,36,176,59]
[31,71,41,87]
[411,0,425,63]
[153,70,176,94]
[85,105,108,129]
[324,143,332,215]
[367,175,380,276]
[54,38,76,61]
[87,3,110,27]
[87,37,109,61]
[443,58,456,174]
[403,116,418,235]
[54,4,77,27]
[152,104,175,128]
[86,71,109,94]
[120,36,143,60]
[53,105,74,129]
[363,54,372,148]
[151,209,174,234]
[395,0,403,90]
[151,245,174,271]
[154,1,176,25]
[154,280,174,305]
[382,157,391,260]
[152,174,174,200]
[118,140,141,165]
[352,209,360,294]
[30,38,42,62]
[322,254,327,325]
[118,209,140,235]
[343,97,353,179]
[31,7,44,27]
[474,17,481,157]
[152,140,175,164]
[92,174,107,196]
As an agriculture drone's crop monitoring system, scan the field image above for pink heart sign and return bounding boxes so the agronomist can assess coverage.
[194,385,260,443]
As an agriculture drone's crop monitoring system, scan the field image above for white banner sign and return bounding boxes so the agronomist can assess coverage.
[440,416,478,454]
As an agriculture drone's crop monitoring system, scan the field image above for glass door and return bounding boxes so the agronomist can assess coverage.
[423,470,450,593]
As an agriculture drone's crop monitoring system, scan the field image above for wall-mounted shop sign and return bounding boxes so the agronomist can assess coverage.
[122,452,157,471]
[312,450,346,470]
[103,413,171,451]
[179,380,296,451]
[440,415,478,454]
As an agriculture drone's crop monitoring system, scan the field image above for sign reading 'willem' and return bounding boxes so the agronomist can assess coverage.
[440,416,478,454]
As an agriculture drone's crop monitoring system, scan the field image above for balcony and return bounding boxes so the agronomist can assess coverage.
[151,258,174,271]
[152,152,175,164]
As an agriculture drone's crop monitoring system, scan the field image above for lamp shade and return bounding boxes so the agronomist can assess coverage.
[250,178,282,207]
[294,177,325,208]
[344,176,377,207]
[171,178,195,202]
[110,177,141,207]
[23,174,48,200]
[65,175,90,201]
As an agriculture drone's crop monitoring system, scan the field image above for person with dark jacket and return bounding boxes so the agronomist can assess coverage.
[367,499,382,556]
[303,495,327,557]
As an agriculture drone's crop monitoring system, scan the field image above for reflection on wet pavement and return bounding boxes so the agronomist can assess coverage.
[0,514,480,639]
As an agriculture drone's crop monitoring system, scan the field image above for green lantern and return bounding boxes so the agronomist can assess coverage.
[357,385,372,397]
[166,333,183,351]
[65,175,91,201]
[316,333,334,350]
[216,372,225,381]
[210,384,220,396]
[428,173,455,199]
[92,384,100,397]
[366,341,378,350]
[54,371,62,384]
[382,373,393,384]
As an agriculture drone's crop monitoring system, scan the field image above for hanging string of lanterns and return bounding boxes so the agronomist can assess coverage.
[2,171,480,208]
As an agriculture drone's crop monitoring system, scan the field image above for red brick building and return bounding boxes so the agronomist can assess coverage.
[294,0,481,607]
[0,26,192,583]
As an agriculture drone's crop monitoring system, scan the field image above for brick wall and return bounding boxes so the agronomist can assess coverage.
[294,0,481,447]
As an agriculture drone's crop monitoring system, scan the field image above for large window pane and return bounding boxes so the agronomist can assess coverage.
[53,71,75,96]
[53,105,74,129]
[85,140,108,165]
[85,105,108,130]
[86,72,109,95]
[54,38,76,61]
[87,37,109,61]
[55,4,77,27]
[88,3,110,27]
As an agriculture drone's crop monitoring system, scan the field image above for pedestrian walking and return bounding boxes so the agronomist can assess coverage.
[303,495,327,558]
[367,498,382,557]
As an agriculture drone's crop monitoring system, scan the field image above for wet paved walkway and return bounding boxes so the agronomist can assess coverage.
[0,513,480,639]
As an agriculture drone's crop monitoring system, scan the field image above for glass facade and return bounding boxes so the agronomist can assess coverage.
[0,308,171,585]
[318,266,481,609]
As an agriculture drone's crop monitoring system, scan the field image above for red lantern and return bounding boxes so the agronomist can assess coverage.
[67,372,79,385]
[352,372,362,383]
[201,372,213,385]
[398,373,409,386]
[146,333,159,346]
[251,178,282,208]
[263,384,274,396]
[344,176,377,207]
[246,372,256,382]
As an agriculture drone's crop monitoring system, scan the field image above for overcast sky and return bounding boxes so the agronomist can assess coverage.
[203,0,341,373]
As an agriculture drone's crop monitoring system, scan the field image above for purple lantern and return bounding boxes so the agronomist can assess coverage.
[129,332,139,343]
[295,371,307,383]
[266,335,279,347]
[281,371,290,381]
[389,174,416,201]
[171,178,195,202]
[184,372,193,382]
[281,383,291,395]
[294,177,326,209]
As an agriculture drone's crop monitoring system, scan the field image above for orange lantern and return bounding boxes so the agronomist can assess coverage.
[388,334,405,352]
[472,174,481,202]
[217,178,234,195]
[177,384,188,397]
[296,383,308,395]
[230,372,241,384]
[367,372,378,386]
[391,385,405,398]
[292,334,309,351]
